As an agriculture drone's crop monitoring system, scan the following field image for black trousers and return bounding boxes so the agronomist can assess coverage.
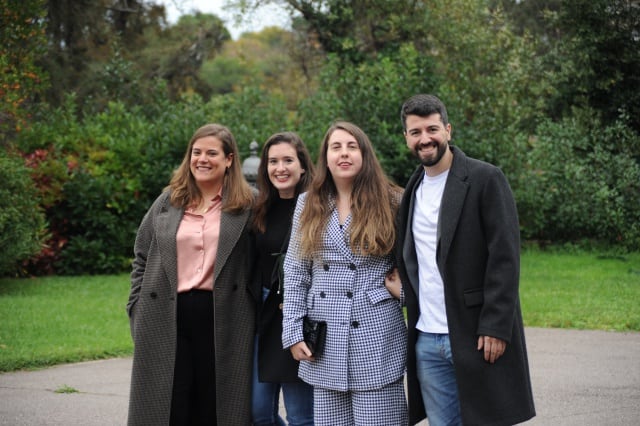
[170,289,216,426]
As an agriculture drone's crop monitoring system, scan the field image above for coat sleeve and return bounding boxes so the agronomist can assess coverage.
[476,167,521,342]
[127,193,166,322]
[281,194,313,349]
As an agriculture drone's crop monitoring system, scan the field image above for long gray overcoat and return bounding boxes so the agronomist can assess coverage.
[396,146,535,426]
[126,191,256,426]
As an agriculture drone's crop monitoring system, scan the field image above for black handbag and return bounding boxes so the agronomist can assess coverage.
[303,316,327,357]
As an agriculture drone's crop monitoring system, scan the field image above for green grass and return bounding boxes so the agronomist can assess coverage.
[0,250,639,372]
[54,384,80,394]
[0,274,132,372]
[520,249,640,331]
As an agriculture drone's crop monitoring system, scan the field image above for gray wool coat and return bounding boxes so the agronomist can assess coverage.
[126,191,256,426]
[396,146,535,426]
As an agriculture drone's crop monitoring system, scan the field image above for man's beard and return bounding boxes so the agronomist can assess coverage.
[415,141,447,167]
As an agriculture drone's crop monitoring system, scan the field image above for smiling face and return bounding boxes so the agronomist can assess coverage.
[326,128,363,184]
[189,135,232,190]
[267,142,305,199]
[404,113,452,174]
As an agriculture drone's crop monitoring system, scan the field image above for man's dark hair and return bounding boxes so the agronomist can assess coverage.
[400,94,449,131]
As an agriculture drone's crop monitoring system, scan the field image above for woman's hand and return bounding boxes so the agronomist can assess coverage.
[290,341,315,361]
[385,268,402,300]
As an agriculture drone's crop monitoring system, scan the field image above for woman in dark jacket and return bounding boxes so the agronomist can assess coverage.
[127,124,256,425]
[251,132,315,426]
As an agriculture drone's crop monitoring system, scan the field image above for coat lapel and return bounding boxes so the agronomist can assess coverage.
[401,167,424,296]
[214,208,250,284]
[437,146,469,270]
[155,196,182,293]
[328,207,353,260]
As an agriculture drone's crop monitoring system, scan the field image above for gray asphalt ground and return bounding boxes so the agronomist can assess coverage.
[1,327,639,425]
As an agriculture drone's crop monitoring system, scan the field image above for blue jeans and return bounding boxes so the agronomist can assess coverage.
[415,331,462,426]
[252,288,314,426]
[252,371,314,425]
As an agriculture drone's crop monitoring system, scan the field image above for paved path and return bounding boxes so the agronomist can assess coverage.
[1,327,639,425]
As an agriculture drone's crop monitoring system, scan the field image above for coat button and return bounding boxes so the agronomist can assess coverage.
[351,321,359,328]
[349,263,356,270]
[323,264,329,271]
[346,291,353,299]
[232,285,238,291]
[320,291,326,298]
[150,292,157,299]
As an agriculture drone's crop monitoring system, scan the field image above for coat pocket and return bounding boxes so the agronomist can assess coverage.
[366,287,394,305]
[463,288,484,307]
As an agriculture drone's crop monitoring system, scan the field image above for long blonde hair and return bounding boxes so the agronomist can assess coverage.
[298,121,402,258]
[167,123,254,213]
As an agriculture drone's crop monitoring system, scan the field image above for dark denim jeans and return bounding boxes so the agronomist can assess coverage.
[252,287,314,426]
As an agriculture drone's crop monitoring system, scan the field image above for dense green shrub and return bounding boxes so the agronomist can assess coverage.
[517,111,640,250]
[12,77,640,277]
[16,98,163,275]
[13,90,291,275]
[53,171,138,274]
[49,96,235,275]
[0,150,47,277]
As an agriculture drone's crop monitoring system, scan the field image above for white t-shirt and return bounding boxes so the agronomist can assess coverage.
[413,170,449,333]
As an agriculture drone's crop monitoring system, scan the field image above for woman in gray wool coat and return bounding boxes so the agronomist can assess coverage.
[126,124,257,426]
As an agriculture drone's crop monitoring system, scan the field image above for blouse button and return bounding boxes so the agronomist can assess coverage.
[323,264,329,271]
[349,263,356,270]
[351,321,359,328]
[320,291,326,298]
[346,291,353,299]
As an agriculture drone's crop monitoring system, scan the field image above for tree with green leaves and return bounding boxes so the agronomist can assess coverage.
[423,0,550,178]
[0,0,49,145]
[149,13,231,100]
[231,0,430,61]
[546,0,640,133]
[43,0,156,107]
[201,25,322,108]
[41,1,231,110]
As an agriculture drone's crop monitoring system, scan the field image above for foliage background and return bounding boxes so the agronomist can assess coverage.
[0,0,639,276]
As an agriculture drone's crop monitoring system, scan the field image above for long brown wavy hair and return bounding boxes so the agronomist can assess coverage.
[252,132,315,233]
[167,123,254,213]
[297,121,402,258]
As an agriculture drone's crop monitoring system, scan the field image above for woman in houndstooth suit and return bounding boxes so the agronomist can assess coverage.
[282,121,408,425]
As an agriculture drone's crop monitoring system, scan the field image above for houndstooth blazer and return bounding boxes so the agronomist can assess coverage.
[282,192,407,391]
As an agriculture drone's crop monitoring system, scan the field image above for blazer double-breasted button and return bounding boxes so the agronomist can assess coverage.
[351,320,359,328]
[320,291,326,298]
[348,263,356,270]
[323,264,329,271]
[150,292,157,299]
[346,291,353,299]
